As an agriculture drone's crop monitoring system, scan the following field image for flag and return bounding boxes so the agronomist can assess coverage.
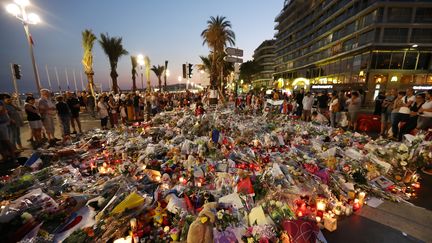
[53,206,96,243]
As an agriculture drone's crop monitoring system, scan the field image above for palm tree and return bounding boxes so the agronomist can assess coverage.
[200,53,234,92]
[98,33,128,94]
[201,16,235,90]
[199,55,212,74]
[144,56,151,92]
[151,65,165,92]
[81,29,97,97]
[131,56,138,91]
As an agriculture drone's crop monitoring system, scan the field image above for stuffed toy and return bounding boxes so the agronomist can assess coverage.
[186,202,217,243]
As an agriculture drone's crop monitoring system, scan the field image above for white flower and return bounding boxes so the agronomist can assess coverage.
[398,144,408,152]
[276,201,283,207]
[270,200,276,205]
[400,161,408,166]
[217,211,224,219]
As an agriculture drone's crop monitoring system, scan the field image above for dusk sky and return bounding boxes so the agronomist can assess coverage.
[0,0,283,93]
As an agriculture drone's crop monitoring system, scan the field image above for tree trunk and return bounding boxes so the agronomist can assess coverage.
[132,75,137,92]
[111,70,119,94]
[158,76,162,92]
[86,71,96,97]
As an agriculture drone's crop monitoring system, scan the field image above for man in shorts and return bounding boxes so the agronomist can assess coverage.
[38,89,57,144]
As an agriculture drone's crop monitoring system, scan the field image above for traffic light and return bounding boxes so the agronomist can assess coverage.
[13,64,21,79]
[182,64,187,79]
[188,63,193,79]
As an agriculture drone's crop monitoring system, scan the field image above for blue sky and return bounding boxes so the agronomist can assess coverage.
[0,0,283,93]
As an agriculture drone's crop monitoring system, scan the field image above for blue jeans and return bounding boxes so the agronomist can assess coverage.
[330,111,338,127]
[8,125,21,146]
[59,115,71,136]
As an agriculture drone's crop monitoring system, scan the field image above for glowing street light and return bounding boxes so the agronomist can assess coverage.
[6,0,42,95]
[178,76,182,82]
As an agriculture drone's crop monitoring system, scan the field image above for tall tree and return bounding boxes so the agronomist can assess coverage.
[201,16,235,91]
[98,33,128,94]
[151,65,165,92]
[81,29,97,97]
[239,60,261,83]
[131,56,138,91]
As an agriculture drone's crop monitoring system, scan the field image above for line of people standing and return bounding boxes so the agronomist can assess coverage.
[378,88,432,141]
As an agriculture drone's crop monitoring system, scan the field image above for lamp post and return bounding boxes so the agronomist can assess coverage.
[137,54,145,91]
[6,0,42,96]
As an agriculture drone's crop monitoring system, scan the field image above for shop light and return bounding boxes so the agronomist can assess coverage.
[359,70,364,77]
[391,76,398,82]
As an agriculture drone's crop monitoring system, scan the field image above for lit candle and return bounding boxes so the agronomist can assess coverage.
[179,177,185,183]
[297,210,303,217]
[142,165,147,170]
[358,192,366,205]
[155,176,161,182]
[353,199,360,211]
[130,218,137,230]
[317,200,326,211]
[316,216,322,223]
[197,182,202,187]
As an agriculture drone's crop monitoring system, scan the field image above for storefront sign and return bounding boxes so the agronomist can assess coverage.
[413,86,432,90]
[311,85,333,89]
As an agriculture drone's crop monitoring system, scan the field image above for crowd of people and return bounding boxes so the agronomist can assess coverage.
[233,87,432,141]
[0,87,431,163]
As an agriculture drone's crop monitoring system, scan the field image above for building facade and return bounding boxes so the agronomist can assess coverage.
[252,39,276,89]
[274,0,432,101]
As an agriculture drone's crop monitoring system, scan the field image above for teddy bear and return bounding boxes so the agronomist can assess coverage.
[186,202,217,243]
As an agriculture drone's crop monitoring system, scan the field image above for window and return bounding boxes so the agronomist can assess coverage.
[403,52,417,69]
[383,28,408,43]
[417,53,432,70]
[390,52,404,69]
[415,8,432,23]
[372,52,391,69]
[359,30,375,45]
[411,29,432,43]
[387,8,412,23]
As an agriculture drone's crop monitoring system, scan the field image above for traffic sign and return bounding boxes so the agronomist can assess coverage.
[224,56,243,63]
[225,47,243,57]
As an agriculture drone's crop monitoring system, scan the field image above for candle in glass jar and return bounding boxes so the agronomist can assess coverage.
[130,218,137,230]
[317,200,326,211]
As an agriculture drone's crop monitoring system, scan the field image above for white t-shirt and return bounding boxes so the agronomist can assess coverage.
[402,95,415,105]
[302,96,314,110]
[329,98,339,112]
[98,101,109,118]
[421,100,432,117]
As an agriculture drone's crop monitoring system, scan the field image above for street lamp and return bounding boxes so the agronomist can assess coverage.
[6,0,42,95]
[137,54,145,91]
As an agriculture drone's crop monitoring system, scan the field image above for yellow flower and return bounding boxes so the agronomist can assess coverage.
[200,216,208,224]
[247,237,255,243]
